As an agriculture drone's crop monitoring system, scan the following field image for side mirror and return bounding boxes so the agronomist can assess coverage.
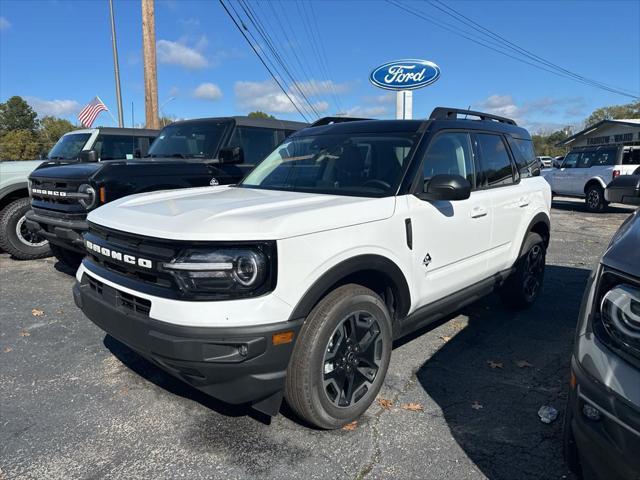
[218,146,244,164]
[78,150,98,162]
[417,174,471,201]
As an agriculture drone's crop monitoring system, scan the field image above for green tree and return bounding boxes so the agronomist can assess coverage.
[584,101,640,127]
[0,129,41,160]
[38,116,76,156]
[248,111,275,119]
[0,96,39,135]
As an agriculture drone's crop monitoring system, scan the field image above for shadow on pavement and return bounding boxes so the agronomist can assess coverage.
[417,265,589,480]
[552,199,634,214]
[103,334,273,424]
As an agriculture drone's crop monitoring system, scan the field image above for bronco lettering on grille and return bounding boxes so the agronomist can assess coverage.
[85,240,153,269]
[31,188,67,197]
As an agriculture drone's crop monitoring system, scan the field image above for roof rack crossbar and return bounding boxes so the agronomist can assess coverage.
[429,107,517,126]
[310,116,372,127]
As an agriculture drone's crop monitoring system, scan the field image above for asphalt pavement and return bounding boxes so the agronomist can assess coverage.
[1,198,636,480]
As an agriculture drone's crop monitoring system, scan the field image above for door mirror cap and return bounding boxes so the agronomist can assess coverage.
[218,146,244,164]
[416,174,471,201]
[78,150,98,162]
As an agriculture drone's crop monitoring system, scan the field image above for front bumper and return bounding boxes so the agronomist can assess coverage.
[25,209,88,253]
[73,270,303,411]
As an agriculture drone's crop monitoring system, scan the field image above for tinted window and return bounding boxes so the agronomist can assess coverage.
[228,126,279,165]
[94,135,147,160]
[476,133,514,187]
[241,133,416,197]
[422,132,475,186]
[508,137,538,178]
[148,122,228,159]
[622,149,640,165]
[589,148,617,167]
[562,152,579,168]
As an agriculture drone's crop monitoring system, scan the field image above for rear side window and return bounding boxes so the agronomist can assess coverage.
[579,148,617,167]
[508,137,537,178]
[94,135,143,160]
[622,149,640,165]
[476,133,515,187]
[228,126,280,165]
[421,132,475,187]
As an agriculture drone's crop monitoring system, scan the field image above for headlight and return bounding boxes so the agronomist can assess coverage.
[162,246,274,297]
[601,284,640,341]
[78,184,97,209]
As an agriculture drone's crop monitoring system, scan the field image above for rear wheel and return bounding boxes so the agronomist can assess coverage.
[585,184,607,213]
[0,197,51,260]
[285,284,392,429]
[50,243,84,269]
[500,232,546,309]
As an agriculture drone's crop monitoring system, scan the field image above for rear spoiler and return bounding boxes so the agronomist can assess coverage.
[310,116,372,127]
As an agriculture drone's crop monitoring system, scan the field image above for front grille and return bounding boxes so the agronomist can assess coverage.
[85,274,151,317]
[30,177,87,214]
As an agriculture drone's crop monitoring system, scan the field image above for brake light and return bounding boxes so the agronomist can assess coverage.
[612,170,621,179]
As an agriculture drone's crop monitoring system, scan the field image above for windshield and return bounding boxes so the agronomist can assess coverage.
[47,133,91,160]
[240,132,417,197]
[147,121,229,159]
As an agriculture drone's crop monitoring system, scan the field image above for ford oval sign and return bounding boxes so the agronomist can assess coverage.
[369,59,440,91]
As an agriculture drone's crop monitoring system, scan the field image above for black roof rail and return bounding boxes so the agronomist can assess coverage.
[310,116,372,127]
[429,107,517,126]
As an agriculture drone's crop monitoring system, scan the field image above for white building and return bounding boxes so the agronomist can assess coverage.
[557,119,640,149]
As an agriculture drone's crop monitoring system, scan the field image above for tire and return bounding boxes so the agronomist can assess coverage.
[285,284,393,429]
[585,184,607,213]
[500,232,546,310]
[0,197,51,260]
[49,243,84,269]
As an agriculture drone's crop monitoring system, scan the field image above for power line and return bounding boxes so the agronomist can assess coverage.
[387,0,639,100]
[218,0,310,121]
[428,0,638,98]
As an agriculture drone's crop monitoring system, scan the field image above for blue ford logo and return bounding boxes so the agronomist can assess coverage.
[369,59,441,91]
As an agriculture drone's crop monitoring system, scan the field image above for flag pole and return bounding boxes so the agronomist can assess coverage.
[97,95,119,125]
[108,0,124,127]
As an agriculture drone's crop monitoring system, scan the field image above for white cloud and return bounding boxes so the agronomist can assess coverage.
[363,93,396,105]
[343,106,388,117]
[0,17,10,31]
[235,80,329,114]
[293,80,351,96]
[25,97,80,117]
[193,82,222,101]
[157,39,207,69]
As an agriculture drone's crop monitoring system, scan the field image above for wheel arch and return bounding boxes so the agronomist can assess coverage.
[519,212,550,256]
[0,183,29,211]
[584,177,606,194]
[288,254,411,324]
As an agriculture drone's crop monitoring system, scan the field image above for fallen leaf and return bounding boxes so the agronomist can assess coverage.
[471,401,483,410]
[31,309,44,317]
[119,386,129,395]
[19,330,30,337]
[487,360,504,369]
[3,347,13,353]
[439,335,451,342]
[56,309,64,315]
[401,402,424,412]
[377,398,393,410]
[342,421,358,431]
[516,360,533,368]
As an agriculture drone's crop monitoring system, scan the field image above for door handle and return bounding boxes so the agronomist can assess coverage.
[518,197,530,207]
[470,206,488,218]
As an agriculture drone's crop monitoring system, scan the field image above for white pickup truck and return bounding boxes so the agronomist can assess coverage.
[542,145,640,212]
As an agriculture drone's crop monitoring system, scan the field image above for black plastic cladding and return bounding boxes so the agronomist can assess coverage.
[84,222,278,301]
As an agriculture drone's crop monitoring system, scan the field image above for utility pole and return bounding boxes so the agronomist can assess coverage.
[108,0,124,127]
[141,0,160,129]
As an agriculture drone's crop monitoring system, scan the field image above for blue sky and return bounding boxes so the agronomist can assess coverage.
[0,0,638,132]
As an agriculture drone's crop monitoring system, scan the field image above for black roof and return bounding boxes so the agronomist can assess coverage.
[168,116,308,130]
[92,127,160,136]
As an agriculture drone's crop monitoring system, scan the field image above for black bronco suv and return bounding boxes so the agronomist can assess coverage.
[26,116,306,268]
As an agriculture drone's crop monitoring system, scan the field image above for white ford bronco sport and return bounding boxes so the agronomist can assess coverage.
[73,108,551,429]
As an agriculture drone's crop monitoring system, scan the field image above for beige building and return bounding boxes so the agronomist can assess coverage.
[558,119,640,149]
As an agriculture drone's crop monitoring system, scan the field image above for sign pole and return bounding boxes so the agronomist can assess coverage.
[396,90,413,120]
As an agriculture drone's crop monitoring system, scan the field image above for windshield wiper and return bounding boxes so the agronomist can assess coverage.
[149,153,188,159]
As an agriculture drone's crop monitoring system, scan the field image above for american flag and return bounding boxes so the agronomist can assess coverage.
[77,97,108,128]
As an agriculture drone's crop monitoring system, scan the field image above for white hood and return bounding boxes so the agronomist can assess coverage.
[87,185,396,241]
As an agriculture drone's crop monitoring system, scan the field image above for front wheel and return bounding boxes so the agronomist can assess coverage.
[585,184,607,213]
[285,284,393,429]
[0,198,51,260]
[500,232,546,309]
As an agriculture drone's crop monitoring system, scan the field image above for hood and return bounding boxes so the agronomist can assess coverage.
[87,185,396,241]
[29,161,104,180]
[602,209,640,278]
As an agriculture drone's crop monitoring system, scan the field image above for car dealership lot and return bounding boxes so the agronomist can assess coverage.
[0,198,636,480]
